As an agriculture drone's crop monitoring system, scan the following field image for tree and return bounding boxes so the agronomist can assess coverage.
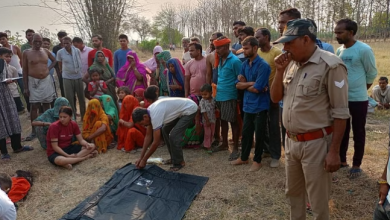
[38,0,140,50]
[153,3,177,45]
[130,16,151,42]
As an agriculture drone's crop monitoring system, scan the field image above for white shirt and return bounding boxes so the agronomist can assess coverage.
[148,98,198,130]
[182,51,191,65]
[0,190,16,220]
[79,46,93,76]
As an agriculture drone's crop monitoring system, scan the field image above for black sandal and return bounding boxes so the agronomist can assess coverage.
[169,163,185,172]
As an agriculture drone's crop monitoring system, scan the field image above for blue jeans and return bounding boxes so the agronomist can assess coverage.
[374,199,390,220]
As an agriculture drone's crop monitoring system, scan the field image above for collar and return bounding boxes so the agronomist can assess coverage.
[226,51,234,59]
[249,55,261,64]
[296,46,321,66]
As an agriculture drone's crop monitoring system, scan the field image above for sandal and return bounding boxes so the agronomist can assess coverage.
[14,145,34,153]
[340,164,349,169]
[163,159,172,165]
[228,151,240,161]
[1,154,11,160]
[169,162,185,172]
[22,133,36,142]
[349,168,362,179]
[108,142,117,149]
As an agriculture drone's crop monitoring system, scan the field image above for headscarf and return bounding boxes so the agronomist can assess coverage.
[89,51,115,81]
[98,95,119,133]
[82,99,110,134]
[156,51,171,93]
[89,51,117,102]
[143,46,163,72]
[213,38,231,68]
[119,95,140,122]
[134,88,151,108]
[166,58,185,97]
[35,97,72,123]
[116,51,148,93]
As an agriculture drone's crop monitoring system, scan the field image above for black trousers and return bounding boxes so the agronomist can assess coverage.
[0,133,22,154]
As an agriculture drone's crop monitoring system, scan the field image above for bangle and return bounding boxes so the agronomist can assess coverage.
[378,179,388,185]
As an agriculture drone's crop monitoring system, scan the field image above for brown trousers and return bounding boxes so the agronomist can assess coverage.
[285,134,332,220]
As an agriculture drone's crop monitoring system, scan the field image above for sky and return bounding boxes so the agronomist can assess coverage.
[0,0,182,40]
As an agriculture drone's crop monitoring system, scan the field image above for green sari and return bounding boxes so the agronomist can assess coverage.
[156,51,171,96]
[89,51,117,103]
[99,94,119,134]
[34,97,72,149]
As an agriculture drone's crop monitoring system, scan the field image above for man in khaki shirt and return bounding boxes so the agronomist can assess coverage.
[271,19,349,220]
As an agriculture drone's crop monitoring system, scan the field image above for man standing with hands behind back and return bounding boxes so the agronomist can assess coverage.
[271,19,349,220]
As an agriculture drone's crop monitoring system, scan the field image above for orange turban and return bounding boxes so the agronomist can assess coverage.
[213,38,231,68]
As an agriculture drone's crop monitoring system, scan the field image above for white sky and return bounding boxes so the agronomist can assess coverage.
[0,0,182,40]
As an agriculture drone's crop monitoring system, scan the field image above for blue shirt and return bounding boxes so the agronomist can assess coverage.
[114,48,131,75]
[322,42,334,54]
[237,56,270,113]
[336,41,377,101]
[232,42,242,51]
[216,51,242,101]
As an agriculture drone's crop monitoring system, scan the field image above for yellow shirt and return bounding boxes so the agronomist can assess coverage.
[257,46,282,86]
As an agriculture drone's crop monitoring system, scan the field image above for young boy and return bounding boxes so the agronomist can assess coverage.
[87,69,108,99]
[0,48,24,114]
[0,173,16,220]
[117,86,131,110]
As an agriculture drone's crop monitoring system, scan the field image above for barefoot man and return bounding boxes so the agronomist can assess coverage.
[22,34,57,141]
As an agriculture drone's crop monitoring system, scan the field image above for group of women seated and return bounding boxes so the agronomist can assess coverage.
[31,47,203,169]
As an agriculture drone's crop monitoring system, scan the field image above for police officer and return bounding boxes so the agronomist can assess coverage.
[270,19,350,220]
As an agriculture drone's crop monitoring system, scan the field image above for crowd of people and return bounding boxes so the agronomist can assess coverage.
[1,6,389,220]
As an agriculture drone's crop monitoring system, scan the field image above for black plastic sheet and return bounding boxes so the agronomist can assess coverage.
[60,163,209,220]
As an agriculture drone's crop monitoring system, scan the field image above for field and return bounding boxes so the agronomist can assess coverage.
[2,42,390,220]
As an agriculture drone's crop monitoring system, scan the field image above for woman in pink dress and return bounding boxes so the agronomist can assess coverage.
[116,51,148,94]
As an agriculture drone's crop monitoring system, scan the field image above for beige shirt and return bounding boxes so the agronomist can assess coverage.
[282,47,350,133]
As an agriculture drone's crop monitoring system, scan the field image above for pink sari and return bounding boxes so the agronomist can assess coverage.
[116,51,148,94]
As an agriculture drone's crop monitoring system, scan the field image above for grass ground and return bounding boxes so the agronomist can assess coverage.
[2,41,390,220]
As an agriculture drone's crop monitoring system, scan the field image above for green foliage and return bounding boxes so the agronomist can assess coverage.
[138,39,159,52]
[159,28,183,47]
[7,32,24,47]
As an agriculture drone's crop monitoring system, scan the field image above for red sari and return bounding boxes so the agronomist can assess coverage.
[116,95,146,151]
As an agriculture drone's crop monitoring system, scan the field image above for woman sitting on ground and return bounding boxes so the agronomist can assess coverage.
[116,51,148,94]
[98,94,119,147]
[116,95,146,153]
[82,99,113,153]
[134,88,148,108]
[84,52,117,103]
[32,97,72,150]
[46,107,97,169]
[166,58,185,97]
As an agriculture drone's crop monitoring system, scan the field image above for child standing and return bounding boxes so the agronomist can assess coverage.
[0,48,24,114]
[199,84,216,149]
[88,69,107,99]
[117,86,131,110]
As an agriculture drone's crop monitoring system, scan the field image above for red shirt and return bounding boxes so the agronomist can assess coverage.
[88,80,108,98]
[46,120,81,156]
[88,48,114,68]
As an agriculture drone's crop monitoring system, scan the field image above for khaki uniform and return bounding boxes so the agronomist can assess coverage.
[282,47,349,220]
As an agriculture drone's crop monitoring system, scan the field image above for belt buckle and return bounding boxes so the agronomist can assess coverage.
[289,133,298,142]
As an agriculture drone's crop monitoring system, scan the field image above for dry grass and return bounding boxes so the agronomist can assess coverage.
[2,42,390,220]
